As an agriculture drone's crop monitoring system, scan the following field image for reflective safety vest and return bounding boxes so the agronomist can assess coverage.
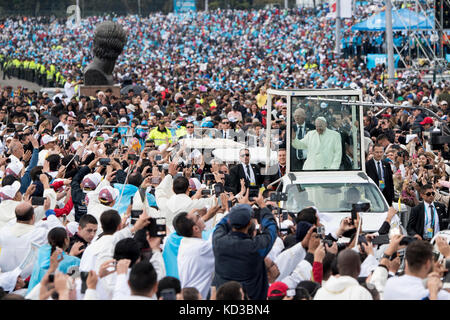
[176,126,187,138]
[381,71,398,83]
[148,127,172,146]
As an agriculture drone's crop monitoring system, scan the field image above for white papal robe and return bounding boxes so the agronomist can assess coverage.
[292,128,342,170]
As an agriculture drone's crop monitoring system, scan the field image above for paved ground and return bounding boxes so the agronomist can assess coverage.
[0,70,42,92]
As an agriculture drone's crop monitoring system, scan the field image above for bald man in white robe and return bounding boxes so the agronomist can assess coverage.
[292,117,342,170]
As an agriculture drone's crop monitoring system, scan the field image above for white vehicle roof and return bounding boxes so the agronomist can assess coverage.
[281,171,374,186]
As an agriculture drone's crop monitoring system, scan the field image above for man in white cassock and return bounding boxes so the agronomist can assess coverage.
[292,117,342,170]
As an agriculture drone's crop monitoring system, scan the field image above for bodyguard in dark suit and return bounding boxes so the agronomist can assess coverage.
[178,122,201,140]
[229,148,263,195]
[365,144,394,206]
[407,184,449,240]
[217,119,236,140]
[290,108,314,171]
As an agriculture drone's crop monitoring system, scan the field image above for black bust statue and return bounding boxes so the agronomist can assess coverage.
[83,21,127,86]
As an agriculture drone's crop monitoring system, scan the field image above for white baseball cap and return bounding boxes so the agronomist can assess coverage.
[98,186,120,203]
[42,135,57,145]
[0,267,21,292]
[126,104,136,112]
[5,162,23,178]
[0,181,21,201]
[81,172,102,190]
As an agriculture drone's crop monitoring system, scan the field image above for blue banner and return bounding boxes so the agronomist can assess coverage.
[174,0,196,13]
[367,54,400,70]
[446,54,450,62]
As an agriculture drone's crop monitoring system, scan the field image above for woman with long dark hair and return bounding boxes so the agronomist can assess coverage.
[27,227,81,293]
[248,103,263,123]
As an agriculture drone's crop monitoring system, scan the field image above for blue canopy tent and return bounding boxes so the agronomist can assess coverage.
[352,9,434,31]
[418,10,434,29]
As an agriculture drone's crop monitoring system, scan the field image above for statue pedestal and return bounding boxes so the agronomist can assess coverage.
[79,85,121,98]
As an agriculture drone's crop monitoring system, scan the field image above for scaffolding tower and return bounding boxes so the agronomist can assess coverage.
[387,0,449,75]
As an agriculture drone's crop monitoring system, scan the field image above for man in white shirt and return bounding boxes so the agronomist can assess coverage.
[0,175,56,230]
[174,209,214,300]
[279,229,321,288]
[64,76,78,101]
[38,135,57,167]
[314,249,372,300]
[53,113,70,134]
[7,140,24,167]
[292,117,342,170]
[79,208,150,274]
[383,240,450,300]
[0,202,62,279]
[87,183,119,237]
[0,181,24,228]
[113,260,158,300]
[165,176,216,231]
[89,236,165,300]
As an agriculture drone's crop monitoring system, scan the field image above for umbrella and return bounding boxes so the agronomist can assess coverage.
[120,84,146,95]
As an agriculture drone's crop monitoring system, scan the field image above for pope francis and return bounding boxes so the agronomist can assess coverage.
[292,117,342,170]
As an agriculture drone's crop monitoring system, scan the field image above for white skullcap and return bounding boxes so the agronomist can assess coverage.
[316,116,327,124]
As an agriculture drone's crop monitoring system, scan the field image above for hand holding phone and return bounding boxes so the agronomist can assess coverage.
[31,196,45,206]
[248,186,259,200]
[160,288,176,300]
[151,177,161,184]
[130,209,143,225]
[80,271,89,294]
[147,217,167,238]
[99,158,110,166]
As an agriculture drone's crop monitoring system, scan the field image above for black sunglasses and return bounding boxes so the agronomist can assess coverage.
[425,192,435,196]
[186,126,194,128]
[222,121,230,124]
[241,153,250,157]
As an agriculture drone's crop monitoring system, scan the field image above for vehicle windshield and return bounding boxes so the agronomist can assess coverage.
[285,183,388,213]
[290,95,362,171]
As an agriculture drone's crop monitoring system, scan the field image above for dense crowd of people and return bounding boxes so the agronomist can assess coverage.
[0,3,443,94]
[0,4,449,301]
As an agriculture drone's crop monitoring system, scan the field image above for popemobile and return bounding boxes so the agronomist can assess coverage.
[263,88,407,241]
